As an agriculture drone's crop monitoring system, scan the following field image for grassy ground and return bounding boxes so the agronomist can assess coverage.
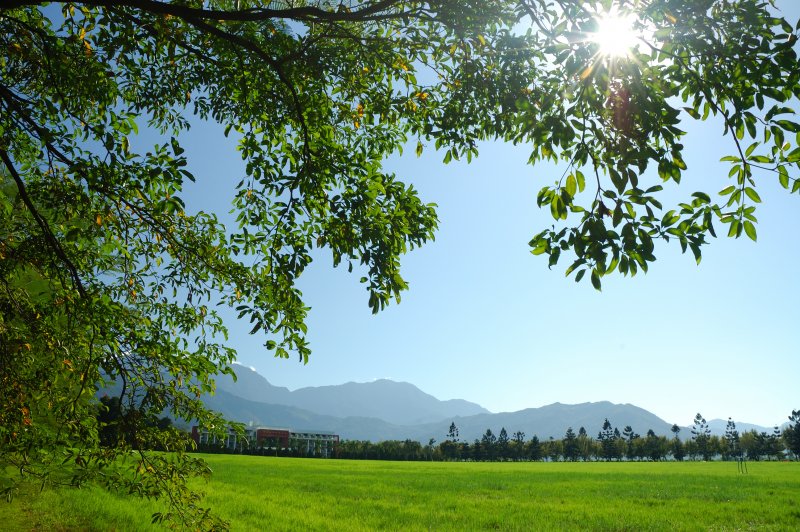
[3,457,799,530]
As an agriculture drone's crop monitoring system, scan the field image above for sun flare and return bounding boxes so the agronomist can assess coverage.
[592,11,640,58]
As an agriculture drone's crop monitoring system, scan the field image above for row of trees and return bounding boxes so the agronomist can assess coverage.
[188,411,800,463]
[333,413,800,463]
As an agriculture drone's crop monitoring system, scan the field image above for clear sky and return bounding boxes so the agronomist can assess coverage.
[175,1,800,428]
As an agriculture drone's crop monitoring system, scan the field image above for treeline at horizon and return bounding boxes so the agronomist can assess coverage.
[196,412,800,463]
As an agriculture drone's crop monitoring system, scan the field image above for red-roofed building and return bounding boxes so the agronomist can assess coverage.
[191,425,339,457]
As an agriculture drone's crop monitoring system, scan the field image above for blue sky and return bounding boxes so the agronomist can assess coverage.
[177,1,800,428]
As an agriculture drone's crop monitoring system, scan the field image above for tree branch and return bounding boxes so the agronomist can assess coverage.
[2,0,407,23]
[0,149,87,297]
[177,12,314,164]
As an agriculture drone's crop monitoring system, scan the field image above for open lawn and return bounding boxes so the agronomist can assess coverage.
[3,456,800,530]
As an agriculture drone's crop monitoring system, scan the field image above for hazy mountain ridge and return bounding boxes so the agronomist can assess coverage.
[433,401,676,442]
[202,389,416,440]
[203,391,676,442]
[215,364,489,425]
[706,418,785,435]
[205,365,780,442]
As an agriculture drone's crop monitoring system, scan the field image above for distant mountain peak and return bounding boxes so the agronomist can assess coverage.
[217,366,489,426]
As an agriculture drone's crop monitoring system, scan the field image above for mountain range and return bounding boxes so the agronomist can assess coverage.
[200,364,778,443]
[213,366,488,425]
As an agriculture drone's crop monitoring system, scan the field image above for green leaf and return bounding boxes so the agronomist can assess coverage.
[776,119,800,133]
[575,170,586,192]
[743,220,757,241]
[728,220,740,238]
[689,243,702,264]
[744,187,761,203]
[662,210,679,227]
[683,107,700,119]
[531,239,548,255]
[612,204,622,227]
[565,174,577,197]
[778,166,790,188]
[590,271,601,291]
[745,116,757,139]
[786,147,800,163]
[170,136,184,155]
[609,168,626,193]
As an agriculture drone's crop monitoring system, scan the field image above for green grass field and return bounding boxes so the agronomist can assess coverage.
[3,456,800,530]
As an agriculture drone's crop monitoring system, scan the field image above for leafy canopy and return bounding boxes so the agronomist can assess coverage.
[1,0,798,527]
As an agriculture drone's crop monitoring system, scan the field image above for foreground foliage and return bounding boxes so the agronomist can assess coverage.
[1,0,799,526]
[4,457,800,530]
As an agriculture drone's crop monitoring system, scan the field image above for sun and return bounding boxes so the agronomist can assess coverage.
[591,10,640,58]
